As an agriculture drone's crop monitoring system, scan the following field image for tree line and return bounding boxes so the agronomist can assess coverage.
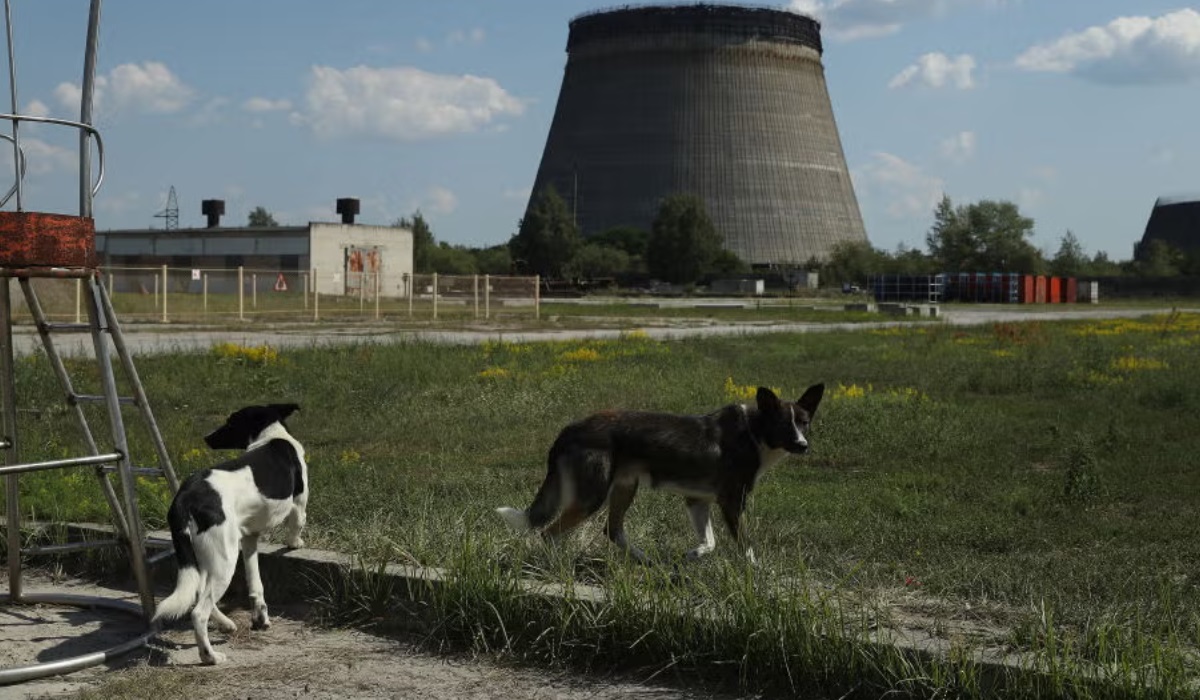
[396,186,747,284]
[819,194,1200,287]
[250,190,1198,285]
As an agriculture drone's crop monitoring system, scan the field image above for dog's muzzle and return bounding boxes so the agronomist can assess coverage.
[786,443,809,455]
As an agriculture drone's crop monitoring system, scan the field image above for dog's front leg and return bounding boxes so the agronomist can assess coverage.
[282,497,307,549]
[240,535,270,630]
[684,498,716,560]
[718,491,756,566]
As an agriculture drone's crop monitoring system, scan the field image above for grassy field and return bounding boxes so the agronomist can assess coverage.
[6,313,1200,697]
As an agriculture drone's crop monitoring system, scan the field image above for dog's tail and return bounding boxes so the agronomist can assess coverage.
[496,466,560,533]
[152,499,203,624]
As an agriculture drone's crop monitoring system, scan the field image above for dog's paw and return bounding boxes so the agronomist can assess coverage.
[251,610,271,631]
[200,651,227,666]
[214,617,238,633]
[285,537,305,549]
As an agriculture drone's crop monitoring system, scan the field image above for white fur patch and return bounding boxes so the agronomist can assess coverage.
[790,406,807,447]
[495,506,531,532]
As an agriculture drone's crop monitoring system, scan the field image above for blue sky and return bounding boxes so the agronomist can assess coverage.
[5,1,1199,262]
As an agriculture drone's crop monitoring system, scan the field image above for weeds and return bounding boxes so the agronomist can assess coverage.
[8,313,1200,696]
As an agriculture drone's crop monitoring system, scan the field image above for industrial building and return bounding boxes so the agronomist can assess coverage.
[97,198,414,297]
[526,3,867,267]
[1137,194,1200,257]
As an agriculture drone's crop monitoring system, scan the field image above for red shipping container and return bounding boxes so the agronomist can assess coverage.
[1066,277,1077,303]
[1018,274,1035,303]
[1035,275,1047,304]
[1049,276,1062,304]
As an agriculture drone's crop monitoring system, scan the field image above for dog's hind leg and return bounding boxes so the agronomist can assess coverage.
[190,532,238,665]
[605,482,647,564]
[542,503,590,540]
[241,534,270,630]
[683,498,716,561]
[209,607,237,633]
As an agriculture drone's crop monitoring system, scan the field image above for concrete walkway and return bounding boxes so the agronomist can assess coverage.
[7,305,1184,357]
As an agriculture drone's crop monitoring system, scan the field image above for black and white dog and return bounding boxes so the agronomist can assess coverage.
[153,403,307,665]
[497,385,824,564]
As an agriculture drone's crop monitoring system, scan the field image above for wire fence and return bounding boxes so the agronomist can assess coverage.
[8,266,542,323]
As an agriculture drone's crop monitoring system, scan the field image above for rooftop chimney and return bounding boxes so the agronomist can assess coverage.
[201,199,225,228]
[336,197,360,225]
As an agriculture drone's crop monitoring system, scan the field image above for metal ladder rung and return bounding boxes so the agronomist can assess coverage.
[39,322,93,333]
[69,394,137,406]
[146,548,175,566]
[24,539,122,556]
[99,465,165,478]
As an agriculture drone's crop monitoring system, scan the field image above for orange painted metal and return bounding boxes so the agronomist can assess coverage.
[1048,276,1063,304]
[0,212,97,269]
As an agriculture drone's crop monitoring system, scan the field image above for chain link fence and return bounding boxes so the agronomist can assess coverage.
[8,266,542,323]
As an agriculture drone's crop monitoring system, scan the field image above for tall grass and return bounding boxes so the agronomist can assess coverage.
[6,314,1200,696]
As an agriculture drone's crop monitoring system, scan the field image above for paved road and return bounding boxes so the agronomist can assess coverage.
[7,305,1185,357]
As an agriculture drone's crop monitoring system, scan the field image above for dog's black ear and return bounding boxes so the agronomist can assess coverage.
[797,383,825,417]
[269,403,300,421]
[755,387,782,413]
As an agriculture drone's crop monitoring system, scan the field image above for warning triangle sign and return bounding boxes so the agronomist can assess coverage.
[273,273,288,292]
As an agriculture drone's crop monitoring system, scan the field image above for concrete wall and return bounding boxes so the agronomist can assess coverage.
[309,222,413,297]
[528,5,867,267]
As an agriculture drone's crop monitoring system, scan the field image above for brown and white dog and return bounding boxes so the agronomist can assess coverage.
[497,385,824,563]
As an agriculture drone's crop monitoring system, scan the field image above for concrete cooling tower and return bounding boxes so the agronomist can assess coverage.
[525,3,868,267]
[1138,195,1200,257]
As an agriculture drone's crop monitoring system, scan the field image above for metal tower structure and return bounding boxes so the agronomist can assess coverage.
[0,0,179,685]
[153,184,179,231]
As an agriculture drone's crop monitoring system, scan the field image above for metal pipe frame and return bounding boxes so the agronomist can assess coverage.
[0,113,105,208]
[97,275,178,492]
[3,0,21,211]
[83,275,155,618]
[0,593,155,686]
[19,277,129,536]
[1,2,156,687]
[0,451,121,477]
[2,272,19,601]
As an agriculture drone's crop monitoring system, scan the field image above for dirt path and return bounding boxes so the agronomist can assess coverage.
[1,575,741,700]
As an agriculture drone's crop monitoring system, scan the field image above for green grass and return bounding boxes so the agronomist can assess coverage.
[7,313,1200,696]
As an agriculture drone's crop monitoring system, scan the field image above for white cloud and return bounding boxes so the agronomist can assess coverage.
[1015,9,1200,84]
[852,152,945,219]
[96,190,144,216]
[447,27,485,46]
[0,136,76,176]
[243,97,293,112]
[24,99,50,118]
[889,52,976,89]
[1016,187,1044,209]
[55,61,194,116]
[414,37,434,53]
[939,130,977,163]
[186,97,229,127]
[417,186,459,215]
[789,0,982,40]
[294,65,525,141]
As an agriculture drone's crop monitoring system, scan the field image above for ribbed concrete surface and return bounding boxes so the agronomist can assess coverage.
[528,4,867,266]
[1139,196,1200,256]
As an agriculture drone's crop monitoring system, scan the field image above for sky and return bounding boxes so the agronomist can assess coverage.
[3,0,1199,262]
